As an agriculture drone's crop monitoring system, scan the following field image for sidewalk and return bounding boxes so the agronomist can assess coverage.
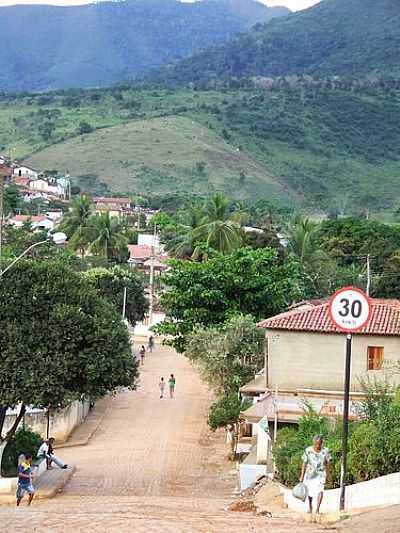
[0,467,76,505]
[57,395,112,449]
[0,396,111,505]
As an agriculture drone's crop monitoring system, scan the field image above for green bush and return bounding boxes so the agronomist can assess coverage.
[273,407,342,488]
[208,393,251,431]
[1,428,43,477]
[349,402,400,482]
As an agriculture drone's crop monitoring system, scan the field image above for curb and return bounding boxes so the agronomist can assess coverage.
[0,466,76,505]
[56,399,112,450]
[36,466,76,500]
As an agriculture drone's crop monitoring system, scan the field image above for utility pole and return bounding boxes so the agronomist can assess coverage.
[122,286,127,320]
[366,254,371,297]
[148,224,157,326]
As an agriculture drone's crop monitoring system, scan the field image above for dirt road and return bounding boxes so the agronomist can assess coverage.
[0,344,331,531]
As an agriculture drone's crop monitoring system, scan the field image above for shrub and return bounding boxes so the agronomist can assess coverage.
[208,393,250,431]
[1,428,42,477]
[273,406,342,488]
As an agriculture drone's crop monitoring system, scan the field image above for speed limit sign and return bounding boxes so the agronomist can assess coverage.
[328,286,371,333]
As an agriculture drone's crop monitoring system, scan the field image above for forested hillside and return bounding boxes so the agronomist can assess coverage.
[0,0,288,92]
[1,85,399,214]
[149,0,400,85]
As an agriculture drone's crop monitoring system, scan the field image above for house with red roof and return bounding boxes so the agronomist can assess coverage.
[242,297,400,424]
[237,298,400,489]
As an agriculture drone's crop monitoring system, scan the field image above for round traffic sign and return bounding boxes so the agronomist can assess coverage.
[328,287,371,333]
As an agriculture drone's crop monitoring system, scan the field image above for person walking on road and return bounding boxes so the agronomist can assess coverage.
[148,335,155,353]
[139,345,146,365]
[169,374,176,399]
[159,377,165,398]
[16,453,35,507]
[299,435,331,515]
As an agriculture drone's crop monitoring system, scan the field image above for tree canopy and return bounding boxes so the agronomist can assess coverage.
[0,260,137,451]
[156,246,302,351]
[84,266,148,326]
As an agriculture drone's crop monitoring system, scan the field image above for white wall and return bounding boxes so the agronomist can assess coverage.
[267,330,400,392]
[281,472,400,513]
[3,401,90,444]
[239,464,267,491]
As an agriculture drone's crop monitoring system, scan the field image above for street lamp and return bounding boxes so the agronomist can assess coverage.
[0,231,67,277]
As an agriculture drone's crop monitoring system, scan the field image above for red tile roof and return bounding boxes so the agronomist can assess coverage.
[258,299,400,336]
[128,244,152,260]
[11,215,48,223]
[93,197,130,205]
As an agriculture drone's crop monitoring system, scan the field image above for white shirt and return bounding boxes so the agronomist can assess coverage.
[37,442,49,457]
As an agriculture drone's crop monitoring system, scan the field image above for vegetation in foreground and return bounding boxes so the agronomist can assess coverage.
[274,381,400,488]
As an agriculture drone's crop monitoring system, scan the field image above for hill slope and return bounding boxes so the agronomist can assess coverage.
[150,0,400,85]
[3,86,396,213]
[24,115,290,203]
[0,0,289,92]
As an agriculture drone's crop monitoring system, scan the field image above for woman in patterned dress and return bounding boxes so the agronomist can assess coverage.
[299,435,331,514]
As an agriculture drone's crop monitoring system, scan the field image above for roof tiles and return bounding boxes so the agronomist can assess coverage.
[259,299,400,336]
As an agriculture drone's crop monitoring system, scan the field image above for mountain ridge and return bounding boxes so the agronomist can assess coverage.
[0,0,289,92]
[148,0,400,85]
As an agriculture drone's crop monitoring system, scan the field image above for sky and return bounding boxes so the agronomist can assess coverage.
[0,0,321,11]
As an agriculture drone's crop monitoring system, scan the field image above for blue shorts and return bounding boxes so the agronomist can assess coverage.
[16,483,35,499]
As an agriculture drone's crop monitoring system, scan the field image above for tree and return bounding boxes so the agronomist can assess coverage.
[185,315,264,396]
[156,247,302,351]
[193,193,242,255]
[87,212,129,262]
[3,184,22,216]
[0,260,137,469]
[84,266,148,326]
[78,121,94,135]
[287,216,334,297]
[60,195,92,257]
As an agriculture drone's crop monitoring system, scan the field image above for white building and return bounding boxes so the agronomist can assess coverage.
[9,215,55,232]
[13,165,39,180]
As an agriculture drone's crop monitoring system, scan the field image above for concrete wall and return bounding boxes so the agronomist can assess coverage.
[239,464,267,491]
[4,401,90,443]
[280,472,400,513]
[267,330,400,392]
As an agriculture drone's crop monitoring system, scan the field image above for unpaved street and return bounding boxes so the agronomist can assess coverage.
[0,345,326,532]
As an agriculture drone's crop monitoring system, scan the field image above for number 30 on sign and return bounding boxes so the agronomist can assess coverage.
[328,287,371,333]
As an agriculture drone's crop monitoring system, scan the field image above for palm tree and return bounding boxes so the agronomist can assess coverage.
[193,193,243,255]
[87,212,128,261]
[60,195,92,257]
[167,202,205,259]
[287,215,333,296]
[287,216,319,265]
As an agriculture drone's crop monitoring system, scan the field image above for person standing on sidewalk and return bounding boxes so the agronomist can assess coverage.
[168,374,176,399]
[16,454,35,507]
[159,377,165,398]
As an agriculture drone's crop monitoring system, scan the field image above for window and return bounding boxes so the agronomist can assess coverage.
[367,346,384,370]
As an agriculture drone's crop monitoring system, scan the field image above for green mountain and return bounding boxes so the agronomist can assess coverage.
[150,0,400,85]
[1,86,398,214]
[0,0,289,92]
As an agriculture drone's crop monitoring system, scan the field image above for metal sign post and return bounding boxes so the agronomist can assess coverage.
[328,287,371,512]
